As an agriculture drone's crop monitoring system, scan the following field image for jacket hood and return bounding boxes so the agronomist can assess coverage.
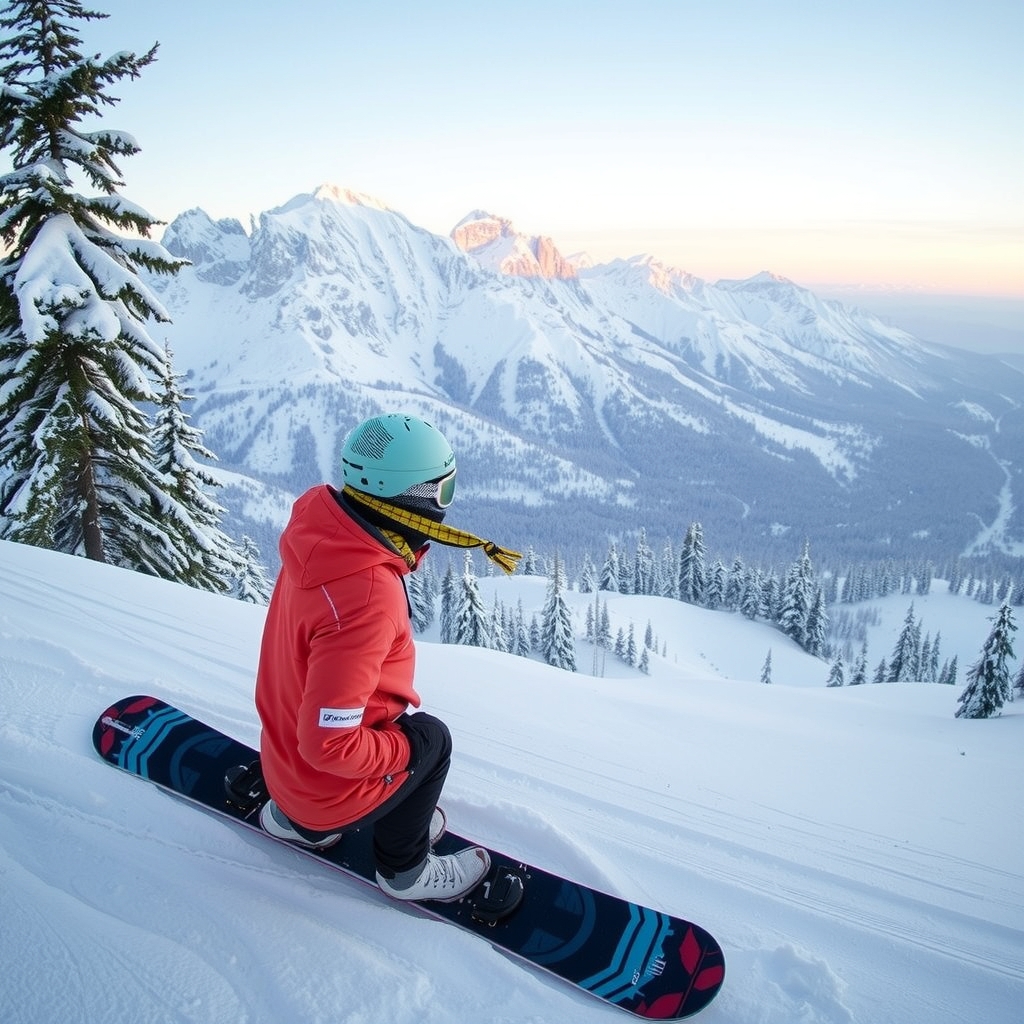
[279,485,409,589]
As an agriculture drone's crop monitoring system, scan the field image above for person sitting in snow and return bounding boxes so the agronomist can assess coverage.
[255,413,520,901]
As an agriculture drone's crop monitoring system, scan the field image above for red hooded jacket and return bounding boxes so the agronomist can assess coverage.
[255,485,420,830]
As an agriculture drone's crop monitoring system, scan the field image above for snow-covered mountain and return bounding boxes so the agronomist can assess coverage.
[151,186,1024,570]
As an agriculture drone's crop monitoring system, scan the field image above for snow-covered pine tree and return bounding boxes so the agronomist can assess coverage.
[900,565,914,595]
[0,2,190,576]
[778,542,816,650]
[453,553,491,648]
[917,561,933,595]
[805,585,828,657]
[849,641,869,686]
[487,598,503,651]
[920,634,932,681]
[625,622,638,668]
[928,631,942,682]
[151,346,251,592]
[587,591,605,674]
[760,649,772,685]
[757,568,775,619]
[888,603,921,682]
[875,568,893,601]
[578,552,596,593]
[422,560,439,613]
[617,550,633,595]
[599,543,620,592]
[513,599,531,658]
[596,599,612,651]
[529,613,542,652]
[761,570,781,621]
[937,655,958,686]
[439,562,458,643]
[724,556,745,611]
[539,551,576,671]
[857,564,874,602]
[948,561,964,596]
[840,566,858,603]
[520,545,541,575]
[879,560,899,597]
[873,657,887,683]
[632,528,654,596]
[706,558,727,610]
[407,563,434,633]
[638,645,650,675]
[658,540,677,599]
[677,521,707,604]
[955,603,1017,719]
[740,567,762,620]
[489,596,508,653]
[613,627,626,659]
[1013,658,1024,698]
[827,655,845,687]
[230,535,273,605]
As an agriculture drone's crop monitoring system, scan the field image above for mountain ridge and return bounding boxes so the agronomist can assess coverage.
[152,188,1024,572]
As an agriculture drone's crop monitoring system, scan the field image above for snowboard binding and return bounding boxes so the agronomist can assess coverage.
[224,761,268,816]
[470,864,526,925]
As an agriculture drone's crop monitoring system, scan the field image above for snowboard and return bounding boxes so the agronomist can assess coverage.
[92,695,725,1019]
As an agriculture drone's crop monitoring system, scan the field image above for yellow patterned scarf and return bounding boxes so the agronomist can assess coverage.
[342,486,521,575]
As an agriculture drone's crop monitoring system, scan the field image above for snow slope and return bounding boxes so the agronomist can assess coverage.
[1,538,1021,1024]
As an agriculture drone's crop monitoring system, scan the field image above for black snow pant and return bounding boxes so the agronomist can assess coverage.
[284,712,452,876]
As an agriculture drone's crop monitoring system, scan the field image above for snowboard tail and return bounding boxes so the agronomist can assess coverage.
[93,695,724,1019]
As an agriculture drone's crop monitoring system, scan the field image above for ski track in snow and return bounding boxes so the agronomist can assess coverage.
[1,539,1023,1024]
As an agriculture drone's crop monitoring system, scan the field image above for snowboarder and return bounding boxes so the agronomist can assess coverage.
[255,413,520,901]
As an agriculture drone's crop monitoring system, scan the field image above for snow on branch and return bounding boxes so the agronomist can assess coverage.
[14,214,171,345]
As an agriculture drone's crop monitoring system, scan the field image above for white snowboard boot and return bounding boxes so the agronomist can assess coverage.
[259,800,344,849]
[377,847,490,903]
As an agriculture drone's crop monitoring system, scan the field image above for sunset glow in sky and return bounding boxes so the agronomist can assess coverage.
[19,1,1024,295]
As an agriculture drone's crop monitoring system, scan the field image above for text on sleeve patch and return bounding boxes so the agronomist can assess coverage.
[318,706,364,729]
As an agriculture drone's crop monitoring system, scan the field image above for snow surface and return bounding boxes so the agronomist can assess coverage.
[1,537,1021,1024]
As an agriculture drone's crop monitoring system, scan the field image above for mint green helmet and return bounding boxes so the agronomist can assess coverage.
[340,414,456,502]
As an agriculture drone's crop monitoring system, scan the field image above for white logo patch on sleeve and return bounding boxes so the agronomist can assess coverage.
[318,706,365,729]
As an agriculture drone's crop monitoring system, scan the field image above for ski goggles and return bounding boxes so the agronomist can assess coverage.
[433,469,457,508]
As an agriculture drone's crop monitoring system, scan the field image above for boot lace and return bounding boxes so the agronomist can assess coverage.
[424,854,464,893]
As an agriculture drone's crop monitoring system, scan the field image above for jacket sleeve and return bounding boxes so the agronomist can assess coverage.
[294,579,413,780]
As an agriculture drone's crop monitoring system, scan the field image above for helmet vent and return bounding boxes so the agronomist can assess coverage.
[349,419,394,460]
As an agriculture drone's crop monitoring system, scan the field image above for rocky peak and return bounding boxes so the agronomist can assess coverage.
[161,209,250,286]
[451,211,577,280]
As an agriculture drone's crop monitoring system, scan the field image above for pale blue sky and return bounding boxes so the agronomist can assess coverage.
[52,2,1024,293]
